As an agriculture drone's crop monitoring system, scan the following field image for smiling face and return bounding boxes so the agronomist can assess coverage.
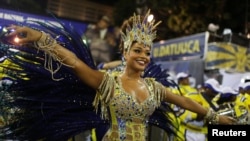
[123,42,151,71]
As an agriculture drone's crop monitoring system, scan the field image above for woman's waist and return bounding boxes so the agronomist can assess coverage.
[112,117,147,131]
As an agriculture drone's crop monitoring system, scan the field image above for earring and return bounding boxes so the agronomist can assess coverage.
[121,56,126,66]
[141,71,145,77]
[122,61,126,66]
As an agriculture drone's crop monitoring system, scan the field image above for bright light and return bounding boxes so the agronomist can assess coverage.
[223,28,232,35]
[3,27,8,32]
[159,40,165,44]
[14,37,20,43]
[247,33,250,39]
[147,14,154,22]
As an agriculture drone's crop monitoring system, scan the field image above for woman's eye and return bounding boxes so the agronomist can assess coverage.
[146,52,151,56]
[134,49,140,53]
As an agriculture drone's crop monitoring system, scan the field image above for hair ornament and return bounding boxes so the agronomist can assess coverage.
[121,9,162,51]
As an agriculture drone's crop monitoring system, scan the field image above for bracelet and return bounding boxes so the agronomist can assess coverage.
[33,32,64,81]
[204,108,219,124]
[32,31,77,81]
[34,31,57,47]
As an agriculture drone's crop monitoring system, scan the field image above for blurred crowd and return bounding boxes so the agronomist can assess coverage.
[166,72,249,141]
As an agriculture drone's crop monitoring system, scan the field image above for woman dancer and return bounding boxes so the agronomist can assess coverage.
[1,10,235,141]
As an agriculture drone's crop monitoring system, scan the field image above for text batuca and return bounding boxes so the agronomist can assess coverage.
[153,39,201,57]
[212,129,247,136]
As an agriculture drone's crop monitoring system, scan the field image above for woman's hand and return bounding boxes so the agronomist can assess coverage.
[218,115,237,125]
[7,25,42,44]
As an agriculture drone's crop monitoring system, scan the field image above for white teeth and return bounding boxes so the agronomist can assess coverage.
[137,60,145,64]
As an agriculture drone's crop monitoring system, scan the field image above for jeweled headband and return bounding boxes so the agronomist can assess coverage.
[120,9,162,51]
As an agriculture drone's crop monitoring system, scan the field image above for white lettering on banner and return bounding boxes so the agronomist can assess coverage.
[3,13,24,22]
[153,39,200,58]
[0,8,87,36]
[0,12,3,18]
[47,21,62,27]
[26,17,62,27]
[212,129,247,136]
[26,17,45,23]
[26,20,39,25]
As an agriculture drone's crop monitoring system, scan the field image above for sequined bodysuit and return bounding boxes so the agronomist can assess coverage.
[93,72,166,141]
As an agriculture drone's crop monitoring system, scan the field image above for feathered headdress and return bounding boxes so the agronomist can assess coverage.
[120,9,161,51]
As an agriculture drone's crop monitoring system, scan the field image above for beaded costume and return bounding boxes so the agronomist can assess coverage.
[93,72,166,141]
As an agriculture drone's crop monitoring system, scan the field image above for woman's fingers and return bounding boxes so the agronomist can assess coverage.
[6,26,23,37]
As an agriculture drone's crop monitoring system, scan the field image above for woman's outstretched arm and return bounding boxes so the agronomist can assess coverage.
[164,89,236,125]
[8,25,104,89]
